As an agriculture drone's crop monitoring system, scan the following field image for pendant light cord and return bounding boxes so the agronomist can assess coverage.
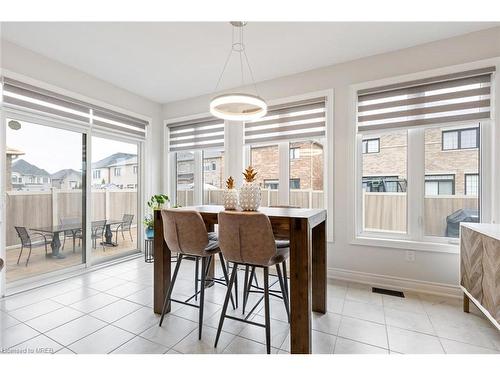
[213,23,261,97]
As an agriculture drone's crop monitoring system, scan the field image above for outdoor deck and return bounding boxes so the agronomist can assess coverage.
[5,230,139,283]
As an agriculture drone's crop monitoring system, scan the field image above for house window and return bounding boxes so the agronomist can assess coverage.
[43,177,49,183]
[11,176,16,183]
[362,138,380,154]
[133,165,138,174]
[70,181,77,189]
[465,173,479,196]
[442,128,479,150]
[114,167,121,177]
[264,179,279,190]
[203,150,224,205]
[93,170,101,179]
[289,178,300,189]
[289,147,300,159]
[425,175,455,195]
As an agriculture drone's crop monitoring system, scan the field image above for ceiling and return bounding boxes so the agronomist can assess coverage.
[2,22,498,103]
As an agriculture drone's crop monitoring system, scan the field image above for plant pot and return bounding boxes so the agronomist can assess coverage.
[145,227,154,239]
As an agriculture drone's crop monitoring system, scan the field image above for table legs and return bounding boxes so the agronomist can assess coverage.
[102,224,118,247]
[463,293,470,313]
[289,218,327,354]
[50,232,65,259]
[154,210,170,314]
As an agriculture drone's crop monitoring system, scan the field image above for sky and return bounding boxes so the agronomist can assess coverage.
[7,119,137,174]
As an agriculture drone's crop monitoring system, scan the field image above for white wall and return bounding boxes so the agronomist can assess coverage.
[162,26,500,289]
[0,39,163,197]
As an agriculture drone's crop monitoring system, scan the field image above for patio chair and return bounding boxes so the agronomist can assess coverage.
[60,217,81,253]
[113,214,134,244]
[76,220,107,250]
[14,226,52,267]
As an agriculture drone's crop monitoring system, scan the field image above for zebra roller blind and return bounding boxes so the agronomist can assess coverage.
[244,97,326,144]
[167,116,225,152]
[357,67,495,133]
[2,77,148,137]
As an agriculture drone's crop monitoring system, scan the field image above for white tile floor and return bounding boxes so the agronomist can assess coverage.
[1,256,499,354]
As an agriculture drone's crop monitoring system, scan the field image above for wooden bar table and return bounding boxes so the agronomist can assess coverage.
[153,205,327,354]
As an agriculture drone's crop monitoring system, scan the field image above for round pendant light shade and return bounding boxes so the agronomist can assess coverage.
[210,93,267,121]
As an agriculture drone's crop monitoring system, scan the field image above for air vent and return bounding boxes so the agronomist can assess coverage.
[372,287,405,298]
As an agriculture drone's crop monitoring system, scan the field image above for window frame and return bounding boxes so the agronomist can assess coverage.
[362,138,380,154]
[465,173,479,196]
[441,127,479,151]
[350,62,497,254]
[424,174,456,196]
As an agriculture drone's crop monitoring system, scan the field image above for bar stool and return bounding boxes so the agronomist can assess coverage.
[159,209,234,339]
[215,211,290,354]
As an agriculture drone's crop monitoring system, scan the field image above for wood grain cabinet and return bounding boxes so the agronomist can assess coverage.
[460,223,500,330]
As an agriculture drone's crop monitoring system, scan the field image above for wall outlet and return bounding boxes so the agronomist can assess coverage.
[405,250,415,262]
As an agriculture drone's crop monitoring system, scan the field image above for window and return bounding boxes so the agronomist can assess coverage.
[251,145,279,207]
[289,178,301,189]
[465,173,479,196]
[425,175,455,195]
[264,179,279,190]
[133,165,138,174]
[176,151,195,206]
[362,138,380,154]
[361,131,408,233]
[114,167,121,177]
[356,68,493,244]
[11,176,16,183]
[289,140,324,208]
[425,126,479,238]
[93,169,101,179]
[203,150,224,205]
[289,147,300,159]
[43,177,49,183]
[70,181,77,189]
[442,128,479,150]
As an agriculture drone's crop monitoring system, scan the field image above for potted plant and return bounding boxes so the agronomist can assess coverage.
[147,194,170,210]
[144,194,170,239]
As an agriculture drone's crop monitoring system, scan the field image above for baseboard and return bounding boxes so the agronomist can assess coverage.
[328,267,462,299]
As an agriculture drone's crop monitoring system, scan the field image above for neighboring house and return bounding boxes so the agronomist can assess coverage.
[6,147,25,191]
[362,126,480,196]
[51,169,82,189]
[176,151,195,190]
[251,141,324,190]
[91,152,138,189]
[11,159,51,191]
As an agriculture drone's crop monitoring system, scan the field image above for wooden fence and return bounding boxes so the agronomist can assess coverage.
[184,189,326,208]
[6,189,137,247]
[363,192,478,236]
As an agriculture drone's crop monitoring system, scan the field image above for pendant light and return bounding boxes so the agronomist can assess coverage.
[209,22,267,121]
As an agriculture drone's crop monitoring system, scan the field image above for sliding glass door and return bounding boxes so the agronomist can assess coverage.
[4,117,86,283]
[91,135,140,262]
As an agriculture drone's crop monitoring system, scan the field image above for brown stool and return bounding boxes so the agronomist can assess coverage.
[215,211,290,354]
[158,209,234,339]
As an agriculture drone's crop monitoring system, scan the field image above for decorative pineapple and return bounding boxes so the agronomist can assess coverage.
[239,166,261,211]
[223,176,238,210]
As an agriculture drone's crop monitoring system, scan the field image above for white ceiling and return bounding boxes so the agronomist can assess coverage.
[2,22,498,103]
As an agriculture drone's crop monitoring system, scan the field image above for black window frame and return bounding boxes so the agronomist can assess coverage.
[362,138,380,154]
[442,127,479,151]
[289,178,301,189]
[424,174,456,195]
[263,179,279,190]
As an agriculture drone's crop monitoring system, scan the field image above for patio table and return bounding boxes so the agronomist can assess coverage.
[30,219,125,258]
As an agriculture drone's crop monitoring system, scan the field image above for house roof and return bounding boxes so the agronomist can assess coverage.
[92,152,136,168]
[12,159,50,177]
[51,168,81,180]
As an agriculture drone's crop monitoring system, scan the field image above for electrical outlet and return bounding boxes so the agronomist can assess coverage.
[406,250,415,262]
